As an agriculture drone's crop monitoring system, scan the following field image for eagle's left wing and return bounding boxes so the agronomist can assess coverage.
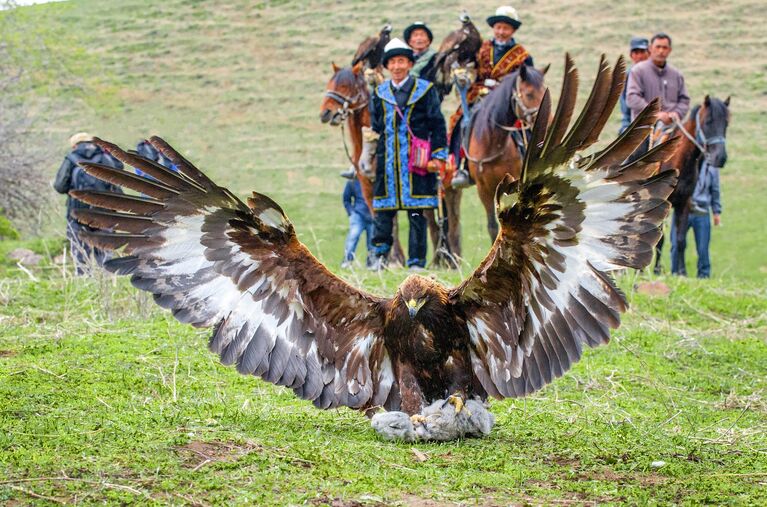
[449,55,678,399]
[70,138,398,412]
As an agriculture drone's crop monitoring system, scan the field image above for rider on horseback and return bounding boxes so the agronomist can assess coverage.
[450,5,534,189]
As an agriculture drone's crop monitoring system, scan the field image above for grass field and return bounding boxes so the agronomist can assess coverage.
[1,0,766,504]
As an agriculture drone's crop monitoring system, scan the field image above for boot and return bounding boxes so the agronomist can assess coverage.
[450,168,472,189]
[339,164,356,179]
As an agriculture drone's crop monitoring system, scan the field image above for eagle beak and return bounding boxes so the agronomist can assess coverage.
[407,299,419,319]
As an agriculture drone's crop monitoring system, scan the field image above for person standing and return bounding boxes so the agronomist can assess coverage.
[53,133,124,274]
[619,36,649,133]
[450,5,534,188]
[341,178,374,269]
[670,163,722,278]
[369,38,447,271]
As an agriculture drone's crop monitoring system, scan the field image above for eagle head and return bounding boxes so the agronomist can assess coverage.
[397,274,444,320]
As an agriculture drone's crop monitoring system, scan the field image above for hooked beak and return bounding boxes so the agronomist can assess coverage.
[407,299,419,319]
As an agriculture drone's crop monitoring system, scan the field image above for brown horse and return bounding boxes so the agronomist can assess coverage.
[653,95,730,275]
[320,63,445,267]
[463,65,548,241]
[320,62,373,206]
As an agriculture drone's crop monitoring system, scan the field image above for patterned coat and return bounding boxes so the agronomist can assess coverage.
[370,78,447,210]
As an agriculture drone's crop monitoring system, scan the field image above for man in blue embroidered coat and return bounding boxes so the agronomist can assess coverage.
[369,38,447,270]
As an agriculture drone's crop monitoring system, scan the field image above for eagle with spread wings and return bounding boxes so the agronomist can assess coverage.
[71,55,677,418]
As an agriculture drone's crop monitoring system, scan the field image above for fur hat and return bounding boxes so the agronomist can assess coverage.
[404,22,433,44]
[382,38,415,67]
[487,6,522,29]
[69,132,93,146]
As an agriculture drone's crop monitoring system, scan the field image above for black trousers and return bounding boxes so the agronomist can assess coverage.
[372,209,427,268]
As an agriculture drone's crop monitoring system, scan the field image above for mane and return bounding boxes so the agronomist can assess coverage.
[472,66,545,141]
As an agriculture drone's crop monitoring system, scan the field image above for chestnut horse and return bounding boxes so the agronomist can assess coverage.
[654,95,730,275]
[320,63,446,267]
[463,65,547,241]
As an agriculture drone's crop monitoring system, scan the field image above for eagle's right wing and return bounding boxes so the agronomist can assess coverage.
[71,138,398,412]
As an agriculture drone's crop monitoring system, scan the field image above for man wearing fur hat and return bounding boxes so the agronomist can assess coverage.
[404,22,437,82]
[369,38,448,271]
[450,5,534,188]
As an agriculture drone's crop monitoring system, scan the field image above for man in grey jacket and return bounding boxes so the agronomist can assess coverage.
[626,32,690,124]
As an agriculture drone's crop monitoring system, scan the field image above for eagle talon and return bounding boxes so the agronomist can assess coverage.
[447,394,471,416]
[410,414,427,425]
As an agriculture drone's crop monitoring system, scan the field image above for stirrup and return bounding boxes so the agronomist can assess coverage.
[450,170,472,189]
[339,166,356,179]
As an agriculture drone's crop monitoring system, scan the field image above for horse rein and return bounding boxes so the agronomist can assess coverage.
[324,79,370,171]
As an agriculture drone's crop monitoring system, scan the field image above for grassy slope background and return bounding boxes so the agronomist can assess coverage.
[1,0,766,505]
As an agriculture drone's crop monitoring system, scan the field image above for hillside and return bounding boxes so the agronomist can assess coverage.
[1,0,766,505]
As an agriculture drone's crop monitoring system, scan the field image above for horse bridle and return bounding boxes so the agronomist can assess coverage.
[324,87,369,122]
[511,76,539,126]
[673,107,727,165]
[463,75,538,172]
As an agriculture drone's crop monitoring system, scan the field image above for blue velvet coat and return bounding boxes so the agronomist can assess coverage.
[370,78,447,210]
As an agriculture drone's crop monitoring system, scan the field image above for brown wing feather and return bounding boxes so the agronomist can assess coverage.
[450,56,676,399]
[71,139,398,412]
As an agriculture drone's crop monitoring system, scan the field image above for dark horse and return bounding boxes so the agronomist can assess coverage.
[463,65,547,241]
[654,95,730,275]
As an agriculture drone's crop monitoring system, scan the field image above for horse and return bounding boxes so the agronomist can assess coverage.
[654,95,730,275]
[320,63,447,267]
[463,65,548,241]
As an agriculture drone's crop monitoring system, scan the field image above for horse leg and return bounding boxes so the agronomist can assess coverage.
[390,215,406,267]
[424,208,440,254]
[671,207,689,276]
[653,232,664,275]
[477,182,498,242]
[444,186,462,258]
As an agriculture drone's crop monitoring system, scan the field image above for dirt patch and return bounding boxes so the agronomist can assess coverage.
[311,498,372,507]
[175,440,260,471]
[635,281,671,297]
[0,350,17,358]
[176,439,314,471]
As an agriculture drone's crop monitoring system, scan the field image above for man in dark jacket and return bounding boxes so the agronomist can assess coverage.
[53,132,124,274]
[369,38,447,271]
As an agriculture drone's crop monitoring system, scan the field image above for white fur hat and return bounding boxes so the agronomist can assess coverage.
[487,5,522,29]
[382,37,415,66]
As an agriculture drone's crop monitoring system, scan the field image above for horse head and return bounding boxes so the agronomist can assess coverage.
[695,95,730,168]
[320,62,368,126]
[513,64,548,126]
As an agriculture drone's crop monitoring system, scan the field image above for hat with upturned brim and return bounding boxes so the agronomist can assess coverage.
[69,132,93,146]
[404,22,433,44]
[383,38,415,67]
[487,5,522,29]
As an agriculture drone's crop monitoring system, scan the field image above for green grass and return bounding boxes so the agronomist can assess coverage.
[1,0,767,504]
[1,275,765,505]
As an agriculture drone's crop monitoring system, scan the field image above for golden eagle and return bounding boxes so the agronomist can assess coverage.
[430,12,482,94]
[71,55,676,419]
[352,24,392,70]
